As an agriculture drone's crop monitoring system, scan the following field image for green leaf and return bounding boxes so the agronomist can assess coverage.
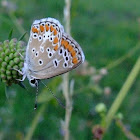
[18,32,27,41]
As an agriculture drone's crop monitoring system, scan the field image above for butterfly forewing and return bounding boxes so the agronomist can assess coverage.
[26,18,64,71]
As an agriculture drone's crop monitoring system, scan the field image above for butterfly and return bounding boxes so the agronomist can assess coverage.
[20,17,85,87]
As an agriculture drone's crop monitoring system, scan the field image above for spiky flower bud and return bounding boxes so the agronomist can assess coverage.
[0,39,25,86]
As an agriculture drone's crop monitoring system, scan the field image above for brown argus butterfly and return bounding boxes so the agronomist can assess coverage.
[20,17,85,87]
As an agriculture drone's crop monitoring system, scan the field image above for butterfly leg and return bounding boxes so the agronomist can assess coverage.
[16,74,26,81]
[11,68,24,75]
[11,68,26,81]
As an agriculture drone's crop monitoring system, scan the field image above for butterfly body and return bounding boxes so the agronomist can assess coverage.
[22,17,85,86]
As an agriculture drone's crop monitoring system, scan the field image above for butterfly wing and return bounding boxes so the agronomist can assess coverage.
[26,18,85,79]
[26,17,64,71]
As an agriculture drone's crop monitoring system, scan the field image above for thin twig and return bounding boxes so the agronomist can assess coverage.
[62,0,72,140]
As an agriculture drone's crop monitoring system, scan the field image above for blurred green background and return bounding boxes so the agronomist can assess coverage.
[0,0,140,139]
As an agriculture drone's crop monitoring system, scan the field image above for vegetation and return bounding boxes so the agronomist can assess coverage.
[0,0,140,139]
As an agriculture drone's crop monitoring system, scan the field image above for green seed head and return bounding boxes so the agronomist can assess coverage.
[0,38,26,86]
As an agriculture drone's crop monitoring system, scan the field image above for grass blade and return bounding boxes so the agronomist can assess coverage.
[8,28,13,40]
[103,56,140,130]
[18,32,27,41]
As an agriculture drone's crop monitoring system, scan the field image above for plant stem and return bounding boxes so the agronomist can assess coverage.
[62,0,72,140]
[103,56,140,130]
[63,73,72,140]
[116,120,140,140]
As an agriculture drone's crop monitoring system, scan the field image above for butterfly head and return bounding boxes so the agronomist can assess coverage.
[29,77,38,87]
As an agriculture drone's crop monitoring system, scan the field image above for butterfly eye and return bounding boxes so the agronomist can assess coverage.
[30,79,36,84]
[38,59,43,65]
[29,78,38,87]
[32,48,36,53]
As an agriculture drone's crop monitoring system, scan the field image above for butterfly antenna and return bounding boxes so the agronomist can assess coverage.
[34,81,39,110]
[41,81,66,109]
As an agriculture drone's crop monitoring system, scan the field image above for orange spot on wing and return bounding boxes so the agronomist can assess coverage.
[72,57,78,64]
[50,25,54,32]
[61,39,76,57]
[32,27,38,33]
[40,25,44,32]
[61,39,65,45]
[63,41,69,48]
[53,29,57,35]
[71,50,76,57]
[67,45,76,57]
[45,24,49,31]
[53,37,58,44]
[67,45,73,52]
[54,45,58,51]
